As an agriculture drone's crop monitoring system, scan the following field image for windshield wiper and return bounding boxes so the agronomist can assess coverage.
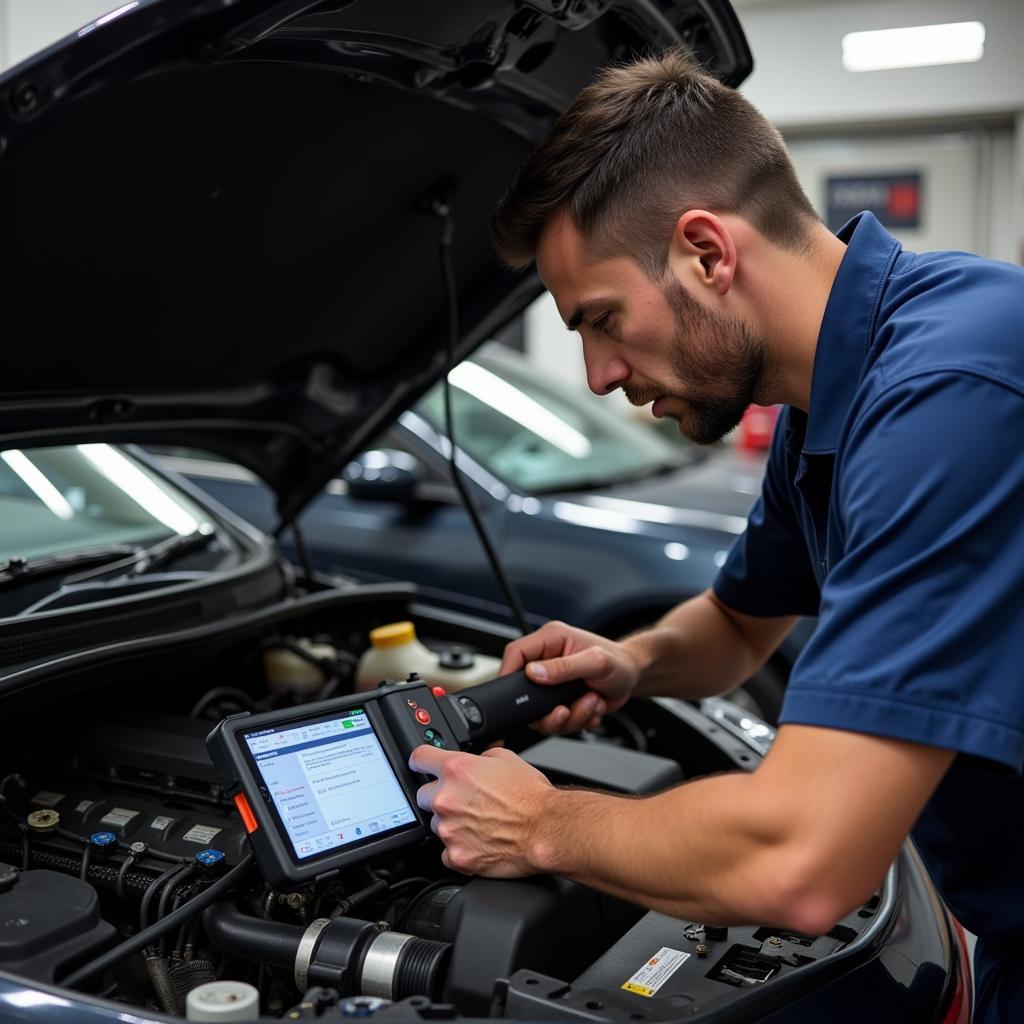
[0,529,217,590]
[64,528,217,584]
[1,544,140,587]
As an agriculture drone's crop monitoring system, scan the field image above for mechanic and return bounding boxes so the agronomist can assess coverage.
[410,49,1024,1021]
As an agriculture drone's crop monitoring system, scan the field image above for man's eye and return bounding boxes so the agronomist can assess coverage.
[592,313,613,334]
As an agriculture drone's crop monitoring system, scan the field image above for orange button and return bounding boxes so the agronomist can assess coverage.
[432,686,447,697]
[233,792,259,834]
[415,708,431,726]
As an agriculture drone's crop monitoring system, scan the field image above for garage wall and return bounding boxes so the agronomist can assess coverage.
[786,126,1017,261]
[737,0,1024,129]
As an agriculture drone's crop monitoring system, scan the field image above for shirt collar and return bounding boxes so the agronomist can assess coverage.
[802,211,902,455]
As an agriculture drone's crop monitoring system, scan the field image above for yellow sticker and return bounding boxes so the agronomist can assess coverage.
[621,982,654,996]
[620,947,691,998]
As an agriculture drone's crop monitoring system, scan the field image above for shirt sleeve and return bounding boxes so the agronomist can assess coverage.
[781,371,1024,772]
[712,407,821,617]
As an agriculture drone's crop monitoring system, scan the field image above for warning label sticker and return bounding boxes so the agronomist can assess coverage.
[183,824,222,844]
[101,807,140,828]
[621,947,691,997]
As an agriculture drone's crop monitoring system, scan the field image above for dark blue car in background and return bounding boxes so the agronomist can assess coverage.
[156,346,799,719]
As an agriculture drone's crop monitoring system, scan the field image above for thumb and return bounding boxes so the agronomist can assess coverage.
[526,645,613,686]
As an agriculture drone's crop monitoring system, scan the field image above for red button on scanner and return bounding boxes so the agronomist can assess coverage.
[432,686,447,698]
[415,708,431,726]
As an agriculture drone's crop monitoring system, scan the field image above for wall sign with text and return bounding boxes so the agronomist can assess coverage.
[825,172,923,231]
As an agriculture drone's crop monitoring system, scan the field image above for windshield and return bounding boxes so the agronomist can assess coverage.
[414,353,688,493]
[0,444,214,563]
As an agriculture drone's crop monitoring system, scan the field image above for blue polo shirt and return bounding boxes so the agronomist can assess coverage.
[713,212,1024,1021]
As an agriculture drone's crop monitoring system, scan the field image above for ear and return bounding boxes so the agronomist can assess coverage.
[667,210,736,296]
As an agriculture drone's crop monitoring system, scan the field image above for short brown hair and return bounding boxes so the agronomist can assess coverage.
[492,48,818,275]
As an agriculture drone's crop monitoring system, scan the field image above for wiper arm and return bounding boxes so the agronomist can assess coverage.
[0,529,218,591]
[64,527,216,585]
[136,528,216,574]
[0,544,139,587]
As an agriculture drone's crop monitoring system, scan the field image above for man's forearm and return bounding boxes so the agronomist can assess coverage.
[623,590,795,701]
[528,772,812,929]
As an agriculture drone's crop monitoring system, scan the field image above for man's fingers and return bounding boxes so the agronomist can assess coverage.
[409,743,458,777]
[500,621,582,676]
[560,693,606,734]
[415,780,440,813]
[532,705,571,735]
[533,694,607,735]
[526,645,613,685]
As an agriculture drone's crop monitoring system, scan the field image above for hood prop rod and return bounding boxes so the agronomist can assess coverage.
[429,191,529,637]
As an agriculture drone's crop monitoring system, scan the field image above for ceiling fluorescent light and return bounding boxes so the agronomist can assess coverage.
[842,22,985,73]
[448,362,592,459]
[0,450,75,521]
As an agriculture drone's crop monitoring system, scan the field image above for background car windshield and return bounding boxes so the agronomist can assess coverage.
[0,444,213,562]
[415,353,686,493]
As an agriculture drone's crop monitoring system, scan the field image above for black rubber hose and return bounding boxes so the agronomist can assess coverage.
[116,852,136,903]
[140,861,187,933]
[157,866,196,956]
[158,865,195,925]
[395,937,452,1002]
[61,853,254,990]
[329,878,389,918]
[79,844,92,883]
[201,902,301,970]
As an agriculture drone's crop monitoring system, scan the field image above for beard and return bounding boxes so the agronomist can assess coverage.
[623,278,769,445]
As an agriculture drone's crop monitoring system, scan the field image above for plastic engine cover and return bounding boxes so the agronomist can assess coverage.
[0,863,116,982]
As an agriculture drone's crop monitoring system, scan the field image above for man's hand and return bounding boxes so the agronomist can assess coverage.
[414,726,956,932]
[410,745,553,877]
[498,621,641,734]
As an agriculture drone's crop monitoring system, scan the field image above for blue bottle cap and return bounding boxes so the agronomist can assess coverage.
[195,848,226,866]
[89,831,118,848]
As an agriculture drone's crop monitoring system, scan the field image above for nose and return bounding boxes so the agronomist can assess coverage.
[582,337,629,397]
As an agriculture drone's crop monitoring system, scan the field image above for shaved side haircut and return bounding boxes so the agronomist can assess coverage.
[492,48,819,276]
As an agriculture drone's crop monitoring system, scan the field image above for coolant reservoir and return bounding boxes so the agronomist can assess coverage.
[355,621,501,692]
[263,637,337,697]
[429,644,502,692]
[355,621,437,692]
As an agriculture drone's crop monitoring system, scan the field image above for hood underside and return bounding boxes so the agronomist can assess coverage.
[0,0,751,525]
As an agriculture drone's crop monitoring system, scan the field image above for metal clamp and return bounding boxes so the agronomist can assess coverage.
[360,931,414,999]
[293,917,332,993]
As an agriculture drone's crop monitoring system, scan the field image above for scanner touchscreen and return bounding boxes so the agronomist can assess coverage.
[242,707,417,861]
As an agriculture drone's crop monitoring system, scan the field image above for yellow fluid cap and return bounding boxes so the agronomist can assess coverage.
[370,621,417,649]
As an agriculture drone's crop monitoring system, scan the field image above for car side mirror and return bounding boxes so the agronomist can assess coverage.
[342,449,423,502]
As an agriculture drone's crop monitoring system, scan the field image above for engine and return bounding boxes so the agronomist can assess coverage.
[0,616,861,1023]
[0,635,695,1019]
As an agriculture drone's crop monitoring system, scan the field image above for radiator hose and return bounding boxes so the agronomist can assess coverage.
[202,903,451,999]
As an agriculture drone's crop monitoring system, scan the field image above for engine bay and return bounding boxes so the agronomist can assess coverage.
[0,592,885,1021]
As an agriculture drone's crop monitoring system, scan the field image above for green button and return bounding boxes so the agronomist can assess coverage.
[424,729,436,740]
[432,738,447,749]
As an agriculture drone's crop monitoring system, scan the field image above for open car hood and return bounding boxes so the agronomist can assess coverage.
[0,0,751,527]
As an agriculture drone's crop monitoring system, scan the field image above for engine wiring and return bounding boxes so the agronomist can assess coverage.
[61,853,256,989]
